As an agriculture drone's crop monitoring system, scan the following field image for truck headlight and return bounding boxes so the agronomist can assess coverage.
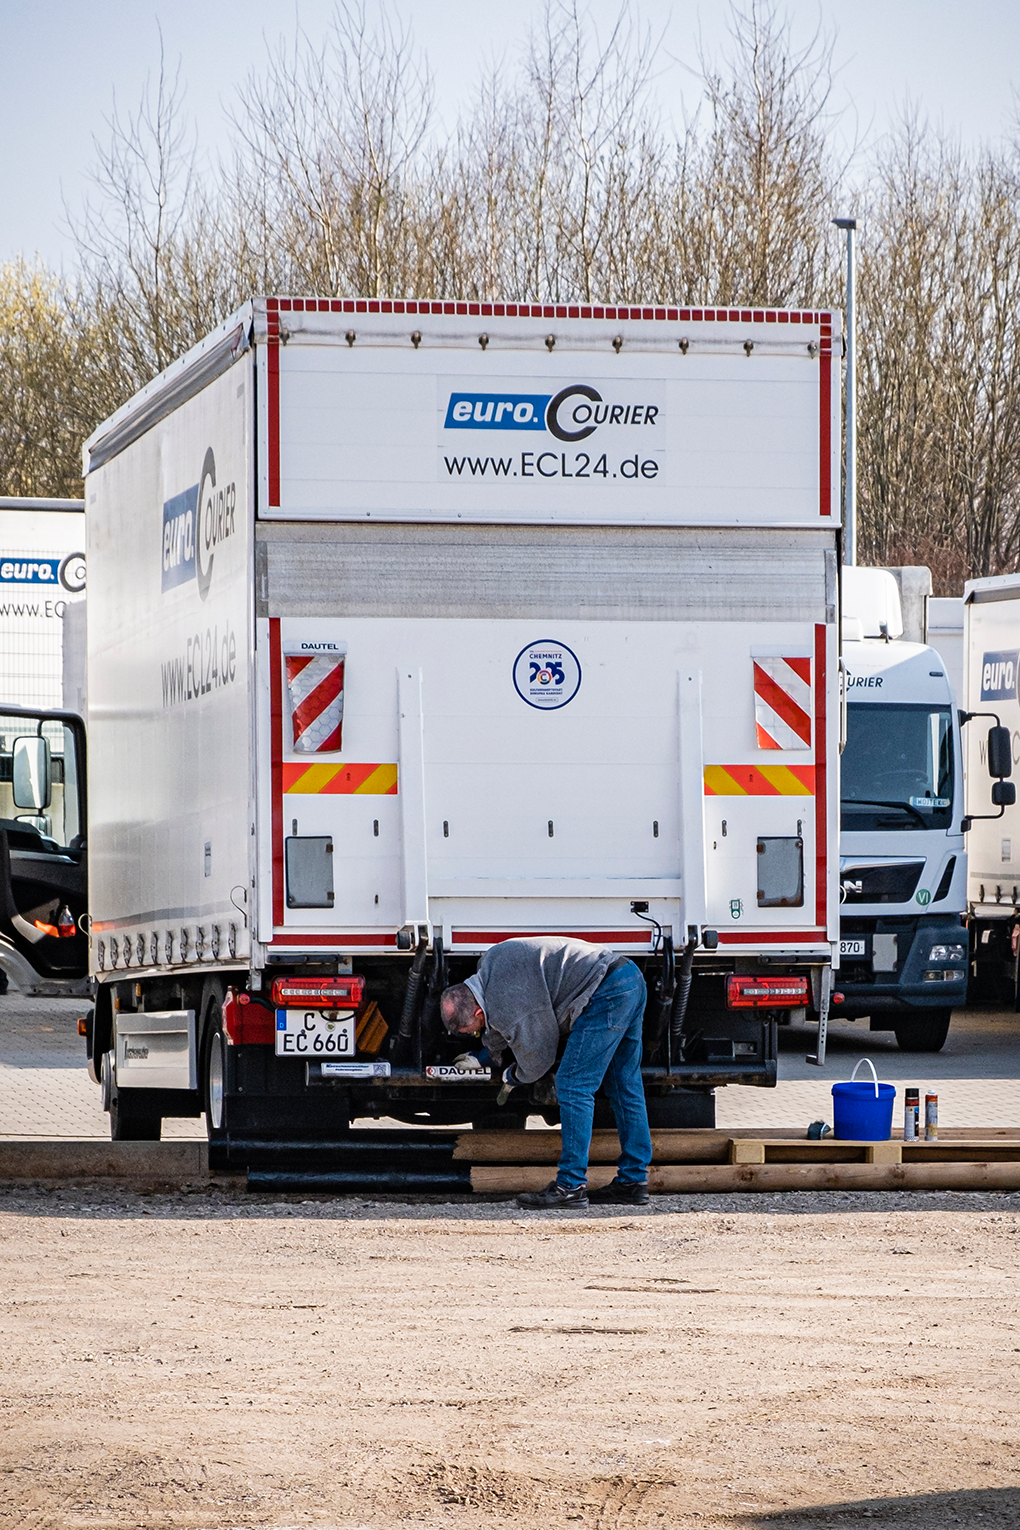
[928,943,966,962]
[922,968,965,982]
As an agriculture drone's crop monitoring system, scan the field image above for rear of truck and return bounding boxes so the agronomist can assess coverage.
[82,299,840,1145]
[962,576,1020,1002]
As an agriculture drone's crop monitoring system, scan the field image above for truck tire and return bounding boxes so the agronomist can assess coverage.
[109,1086,162,1141]
[893,1009,952,1053]
[203,1007,227,1137]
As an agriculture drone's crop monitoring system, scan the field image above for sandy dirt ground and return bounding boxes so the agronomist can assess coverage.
[2,1189,1020,1530]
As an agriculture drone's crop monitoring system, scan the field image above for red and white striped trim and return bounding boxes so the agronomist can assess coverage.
[266,298,832,325]
[753,655,812,750]
[286,653,345,753]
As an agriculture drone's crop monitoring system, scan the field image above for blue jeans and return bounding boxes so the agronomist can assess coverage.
[555,961,652,1189]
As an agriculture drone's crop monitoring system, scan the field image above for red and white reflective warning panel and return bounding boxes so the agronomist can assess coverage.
[751,653,812,750]
[284,640,347,753]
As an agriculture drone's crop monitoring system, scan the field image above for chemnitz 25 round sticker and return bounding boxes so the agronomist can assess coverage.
[512,640,582,710]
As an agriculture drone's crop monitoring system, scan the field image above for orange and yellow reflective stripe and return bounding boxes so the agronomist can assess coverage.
[704,763,815,796]
[282,762,398,795]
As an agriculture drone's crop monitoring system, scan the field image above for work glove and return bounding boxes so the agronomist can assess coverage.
[496,1062,519,1107]
[529,1070,558,1113]
[452,1052,487,1073]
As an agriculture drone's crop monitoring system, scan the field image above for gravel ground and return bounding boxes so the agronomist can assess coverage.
[2,1185,1019,1530]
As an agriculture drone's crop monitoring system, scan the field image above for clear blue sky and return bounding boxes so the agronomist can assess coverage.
[3,0,1019,268]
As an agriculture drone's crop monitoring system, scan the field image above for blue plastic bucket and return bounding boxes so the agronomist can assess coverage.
[831,1058,896,1141]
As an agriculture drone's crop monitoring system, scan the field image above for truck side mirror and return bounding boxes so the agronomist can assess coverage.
[12,736,51,812]
[992,781,1016,807]
[988,726,1013,779]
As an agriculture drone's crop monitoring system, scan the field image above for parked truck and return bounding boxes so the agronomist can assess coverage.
[0,499,89,998]
[837,566,967,1051]
[961,574,1020,1000]
[76,297,841,1146]
[0,705,90,998]
[0,497,86,712]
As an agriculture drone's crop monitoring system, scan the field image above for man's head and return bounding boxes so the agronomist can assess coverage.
[440,983,486,1036]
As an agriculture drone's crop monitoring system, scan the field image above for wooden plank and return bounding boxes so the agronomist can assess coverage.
[454,1129,730,1165]
[730,1141,766,1164]
[471,1161,1020,1195]
[0,1141,206,1182]
[865,1142,902,1164]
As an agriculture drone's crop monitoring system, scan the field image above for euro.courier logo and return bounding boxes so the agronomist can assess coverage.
[981,649,1020,702]
[161,448,236,600]
[444,385,659,442]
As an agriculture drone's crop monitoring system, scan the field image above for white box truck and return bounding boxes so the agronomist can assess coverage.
[0,499,89,999]
[837,567,967,1052]
[961,576,1020,1000]
[78,297,841,1146]
[0,497,86,711]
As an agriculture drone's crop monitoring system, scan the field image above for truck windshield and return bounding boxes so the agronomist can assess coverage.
[0,715,82,853]
[841,704,954,832]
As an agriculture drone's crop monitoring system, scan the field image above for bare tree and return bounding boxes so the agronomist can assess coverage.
[683,1,840,306]
[73,35,222,381]
[233,1,434,297]
[15,0,1018,600]
[857,116,1020,589]
[0,262,120,496]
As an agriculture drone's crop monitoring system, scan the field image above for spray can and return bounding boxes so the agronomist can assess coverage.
[904,1088,919,1142]
[925,1091,938,1140]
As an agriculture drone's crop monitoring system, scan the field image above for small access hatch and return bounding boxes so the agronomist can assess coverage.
[285,836,335,908]
[757,835,804,907]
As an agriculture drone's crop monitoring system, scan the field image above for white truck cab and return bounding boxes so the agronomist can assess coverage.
[838,567,967,1051]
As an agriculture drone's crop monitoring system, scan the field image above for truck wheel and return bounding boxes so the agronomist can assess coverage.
[893,1009,952,1053]
[109,1086,162,1141]
[203,1004,227,1136]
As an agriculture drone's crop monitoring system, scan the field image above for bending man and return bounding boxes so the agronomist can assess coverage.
[440,935,652,1209]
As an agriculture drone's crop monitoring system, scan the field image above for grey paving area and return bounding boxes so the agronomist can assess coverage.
[716,1008,1020,1130]
[1,993,1018,1138]
[0,997,204,1140]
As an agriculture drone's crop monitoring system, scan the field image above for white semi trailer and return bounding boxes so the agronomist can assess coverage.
[78,298,842,1146]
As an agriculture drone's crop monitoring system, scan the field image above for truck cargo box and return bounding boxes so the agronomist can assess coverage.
[81,299,841,1142]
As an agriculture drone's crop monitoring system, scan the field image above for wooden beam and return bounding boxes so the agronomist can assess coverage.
[454,1129,730,1164]
[471,1161,1020,1195]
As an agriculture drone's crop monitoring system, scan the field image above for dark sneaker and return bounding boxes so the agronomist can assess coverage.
[587,1178,650,1205]
[516,1179,589,1210]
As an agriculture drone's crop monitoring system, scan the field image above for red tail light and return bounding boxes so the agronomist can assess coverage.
[726,974,810,1008]
[222,989,276,1045]
[270,974,365,1009]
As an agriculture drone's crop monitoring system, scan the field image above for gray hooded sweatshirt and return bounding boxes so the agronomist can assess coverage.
[471,936,615,1084]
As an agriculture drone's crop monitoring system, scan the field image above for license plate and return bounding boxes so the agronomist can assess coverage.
[275,1007,356,1057]
[840,939,866,958]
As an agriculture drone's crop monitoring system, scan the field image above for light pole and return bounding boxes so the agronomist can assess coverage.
[834,217,857,565]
